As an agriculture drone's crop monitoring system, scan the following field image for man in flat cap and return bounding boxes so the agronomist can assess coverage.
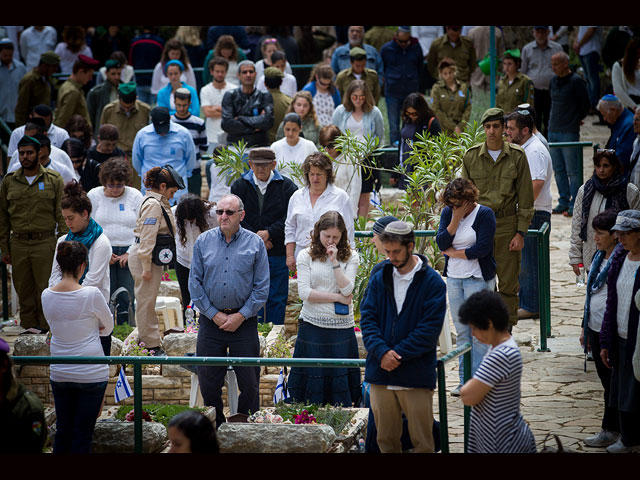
[86,58,123,140]
[132,106,196,204]
[360,220,446,453]
[0,135,68,333]
[335,46,381,105]
[221,60,274,148]
[598,94,636,175]
[100,82,151,189]
[230,147,298,325]
[14,51,60,127]
[53,54,100,129]
[462,107,534,328]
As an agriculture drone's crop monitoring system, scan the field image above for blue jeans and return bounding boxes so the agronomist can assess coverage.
[447,276,495,386]
[580,51,601,108]
[50,380,108,453]
[519,210,551,313]
[257,255,288,325]
[549,130,582,209]
[110,245,135,325]
[386,95,404,145]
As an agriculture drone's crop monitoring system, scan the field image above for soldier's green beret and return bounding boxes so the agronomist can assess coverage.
[480,107,505,125]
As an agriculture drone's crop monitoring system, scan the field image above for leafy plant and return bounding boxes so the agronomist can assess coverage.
[273,401,355,434]
[257,322,273,337]
[265,333,293,359]
[112,324,134,342]
[115,404,208,427]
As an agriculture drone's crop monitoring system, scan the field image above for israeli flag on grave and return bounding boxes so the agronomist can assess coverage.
[114,367,133,403]
[273,368,289,404]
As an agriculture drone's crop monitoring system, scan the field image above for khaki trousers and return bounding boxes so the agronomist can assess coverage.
[370,384,435,453]
[10,237,56,330]
[494,215,521,326]
[128,244,163,349]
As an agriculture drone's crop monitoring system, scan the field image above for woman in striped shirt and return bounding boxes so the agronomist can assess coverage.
[458,290,537,453]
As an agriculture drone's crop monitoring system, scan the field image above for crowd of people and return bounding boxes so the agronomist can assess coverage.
[2,25,640,454]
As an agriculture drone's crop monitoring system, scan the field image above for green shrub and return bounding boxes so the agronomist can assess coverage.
[112,324,134,342]
[115,403,208,427]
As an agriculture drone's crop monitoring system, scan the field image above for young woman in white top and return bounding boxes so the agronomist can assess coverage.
[254,38,293,84]
[151,39,197,97]
[171,193,218,316]
[42,240,113,453]
[287,210,361,406]
[284,152,355,272]
[256,50,297,99]
[87,157,143,326]
[270,112,318,188]
[49,180,113,355]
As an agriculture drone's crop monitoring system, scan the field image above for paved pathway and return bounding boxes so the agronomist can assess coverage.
[0,113,615,453]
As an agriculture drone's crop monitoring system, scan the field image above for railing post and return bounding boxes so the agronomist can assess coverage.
[134,363,143,453]
[463,350,471,453]
[437,360,449,453]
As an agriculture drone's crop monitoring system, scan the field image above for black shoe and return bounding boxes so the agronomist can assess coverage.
[552,205,568,214]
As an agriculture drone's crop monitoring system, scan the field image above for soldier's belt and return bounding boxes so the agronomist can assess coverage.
[11,231,55,240]
[492,206,517,218]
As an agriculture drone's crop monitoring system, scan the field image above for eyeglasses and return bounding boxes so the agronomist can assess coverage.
[251,162,273,169]
[216,209,241,216]
[351,94,366,100]
[106,183,125,189]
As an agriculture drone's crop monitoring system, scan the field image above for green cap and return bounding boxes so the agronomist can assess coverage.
[40,51,60,65]
[480,107,505,125]
[264,66,284,78]
[504,49,521,60]
[349,46,367,58]
[17,135,41,151]
[105,59,122,70]
[118,82,137,102]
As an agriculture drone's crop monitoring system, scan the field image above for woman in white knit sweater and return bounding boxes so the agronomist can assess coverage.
[287,210,361,406]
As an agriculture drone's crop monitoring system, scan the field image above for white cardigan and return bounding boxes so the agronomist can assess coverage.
[49,233,113,303]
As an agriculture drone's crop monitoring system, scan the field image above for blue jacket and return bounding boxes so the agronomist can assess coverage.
[380,38,424,98]
[302,81,342,109]
[157,82,200,117]
[606,108,636,175]
[360,254,446,390]
[436,204,497,281]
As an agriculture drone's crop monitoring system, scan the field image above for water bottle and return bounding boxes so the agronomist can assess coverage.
[185,304,195,328]
[576,263,585,288]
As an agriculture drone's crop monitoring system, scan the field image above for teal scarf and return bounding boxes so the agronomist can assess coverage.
[66,217,103,283]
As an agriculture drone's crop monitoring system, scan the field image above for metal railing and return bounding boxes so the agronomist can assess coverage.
[437,343,471,453]
[13,344,471,454]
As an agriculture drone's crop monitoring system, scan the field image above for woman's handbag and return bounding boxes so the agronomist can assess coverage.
[142,197,177,268]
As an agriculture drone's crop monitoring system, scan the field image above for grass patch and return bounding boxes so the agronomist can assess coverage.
[112,324,134,342]
[115,403,208,427]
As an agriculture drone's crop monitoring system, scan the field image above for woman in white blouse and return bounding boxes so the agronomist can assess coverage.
[271,112,318,188]
[284,152,355,272]
[287,210,361,406]
[171,194,218,315]
[87,157,143,326]
[42,240,113,453]
[49,181,112,358]
[151,38,197,98]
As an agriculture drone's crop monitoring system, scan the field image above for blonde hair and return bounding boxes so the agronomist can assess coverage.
[173,27,203,47]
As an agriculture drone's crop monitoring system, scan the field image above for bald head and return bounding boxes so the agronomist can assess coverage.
[551,51,570,77]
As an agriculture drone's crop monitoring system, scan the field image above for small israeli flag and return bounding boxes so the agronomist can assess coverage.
[273,367,289,405]
[114,367,133,403]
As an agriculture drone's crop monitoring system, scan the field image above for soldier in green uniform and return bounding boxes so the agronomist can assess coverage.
[14,51,60,127]
[335,47,381,105]
[0,135,68,332]
[461,108,534,327]
[0,338,47,453]
[427,26,477,84]
[429,58,472,135]
[496,49,535,115]
[53,55,99,130]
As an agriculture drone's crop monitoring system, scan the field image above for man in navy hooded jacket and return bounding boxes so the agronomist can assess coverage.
[360,220,446,453]
[380,27,425,145]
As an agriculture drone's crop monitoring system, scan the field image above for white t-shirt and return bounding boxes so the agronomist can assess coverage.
[199,81,237,145]
[392,255,423,313]
[447,204,483,279]
[42,286,113,383]
[522,135,553,214]
[271,137,318,188]
[87,186,144,247]
[256,73,297,99]
[488,149,502,162]
[345,115,365,140]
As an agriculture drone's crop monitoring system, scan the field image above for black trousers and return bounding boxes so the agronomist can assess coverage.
[175,261,191,317]
[533,88,551,138]
[196,314,260,428]
[587,327,619,432]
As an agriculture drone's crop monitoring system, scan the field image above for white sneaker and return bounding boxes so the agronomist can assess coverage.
[584,430,619,447]
[606,437,640,453]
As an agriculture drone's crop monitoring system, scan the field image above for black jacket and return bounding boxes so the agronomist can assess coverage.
[221,87,274,147]
[230,168,298,256]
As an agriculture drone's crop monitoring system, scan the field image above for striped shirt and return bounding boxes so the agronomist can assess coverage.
[468,337,536,453]
[171,113,208,162]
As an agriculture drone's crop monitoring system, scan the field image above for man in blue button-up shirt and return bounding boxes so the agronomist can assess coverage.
[132,106,196,204]
[189,193,269,427]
